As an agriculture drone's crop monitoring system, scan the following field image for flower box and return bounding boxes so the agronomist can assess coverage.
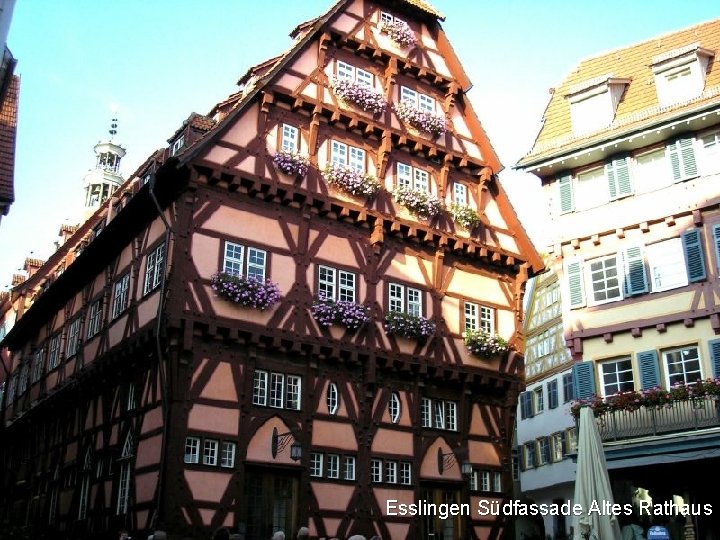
[394,101,446,138]
[312,296,371,331]
[380,19,417,49]
[322,163,381,197]
[392,186,444,218]
[384,311,435,340]
[211,272,281,311]
[464,329,509,358]
[331,78,386,115]
[449,203,481,230]
[273,150,310,177]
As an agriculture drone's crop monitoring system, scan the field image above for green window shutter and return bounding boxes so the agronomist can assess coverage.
[548,379,559,409]
[682,229,706,283]
[713,224,720,274]
[709,339,720,378]
[637,350,660,390]
[669,137,697,181]
[572,361,596,400]
[558,174,574,214]
[606,156,632,199]
[565,259,586,309]
[622,246,648,296]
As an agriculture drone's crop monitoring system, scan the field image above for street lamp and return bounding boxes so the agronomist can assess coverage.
[271,427,302,461]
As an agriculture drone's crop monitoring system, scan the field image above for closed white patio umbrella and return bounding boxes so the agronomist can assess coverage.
[572,407,621,540]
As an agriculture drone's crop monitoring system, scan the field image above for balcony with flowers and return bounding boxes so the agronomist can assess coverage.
[380,19,417,49]
[449,202,481,230]
[394,101,446,138]
[311,295,371,331]
[571,379,720,442]
[322,163,381,198]
[273,150,310,177]
[392,186,444,220]
[464,329,509,359]
[210,272,282,311]
[384,311,435,341]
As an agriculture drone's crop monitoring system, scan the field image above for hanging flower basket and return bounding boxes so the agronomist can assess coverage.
[322,163,381,197]
[311,295,371,331]
[331,77,386,115]
[211,272,281,311]
[273,150,310,177]
[392,186,444,218]
[464,329,509,358]
[384,311,435,340]
[449,203,481,230]
[394,101,446,138]
[380,19,417,49]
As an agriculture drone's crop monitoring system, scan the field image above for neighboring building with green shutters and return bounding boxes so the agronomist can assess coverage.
[517,18,720,540]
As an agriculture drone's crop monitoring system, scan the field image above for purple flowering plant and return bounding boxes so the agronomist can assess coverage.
[384,311,435,340]
[380,19,417,48]
[570,377,720,418]
[331,77,386,115]
[211,272,281,311]
[464,329,509,358]
[394,101,446,138]
[322,163,381,197]
[449,203,481,230]
[392,186,444,218]
[273,150,310,177]
[311,295,371,331]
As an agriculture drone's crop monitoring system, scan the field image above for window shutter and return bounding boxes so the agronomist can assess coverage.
[548,380,559,409]
[622,246,648,296]
[558,174,574,214]
[682,229,706,283]
[606,156,632,199]
[709,339,720,378]
[637,350,660,390]
[572,361,596,400]
[565,259,586,309]
[713,225,720,274]
[519,392,533,420]
[669,137,697,181]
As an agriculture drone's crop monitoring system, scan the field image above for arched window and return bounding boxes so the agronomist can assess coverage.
[389,392,401,423]
[326,382,339,415]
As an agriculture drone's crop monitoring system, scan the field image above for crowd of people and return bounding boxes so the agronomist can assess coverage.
[124,526,383,540]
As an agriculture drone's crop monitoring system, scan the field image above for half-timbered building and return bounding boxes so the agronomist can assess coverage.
[0,1,541,539]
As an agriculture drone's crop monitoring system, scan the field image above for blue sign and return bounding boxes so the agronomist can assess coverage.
[647,526,670,540]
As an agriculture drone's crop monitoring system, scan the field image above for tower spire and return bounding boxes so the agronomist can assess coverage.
[81,114,126,219]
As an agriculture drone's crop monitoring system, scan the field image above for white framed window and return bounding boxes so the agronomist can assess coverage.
[400,462,412,485]
[310,452,323,477]
[646,238,688,292]
[565,428,578,454]
[344,456,356,481]
[400,86,436,113]
[112,273,130,320]
[336,60,373,87]
[434,401,445,429]
[480,470,491,491]
[536,437,550,466]
[633,148,670,194]
[318,265,356,302]
[223,241,267,281]
[453,183,468,205]
[221,442,236,468]
[389,392,401,423]
[380,11,394,25]
[281,124,300,153]
[31,347,45,383]
[388,282,423,317]
[421,398,432,428]
[574,166,607,211]
[171,135,185,156]
[396,162,430,192]
[184,437,200,464]
[663,345,702,387]
[327,454,340,479]
[493,472,502,492]
[533,387,544,414]
[587,253,622,305]
[385,460,398,483]
[371,459,383,483]
[326,382,339,415]
[86,299,103,339]
[143,242,165,295]
[330,140,366,173]
[600,357,634,396]
[126,382,136,411]
[551,432,564,462]
[116,434,133,515]
[700,129,720,174]
[421,398,457,431]
[66,318,81,357]
[464,301,494,334]
[203,439,219,466]
[253,370,301,410]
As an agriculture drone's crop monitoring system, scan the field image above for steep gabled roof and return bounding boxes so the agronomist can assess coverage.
[518,18,720,168]
[0,75,18,216]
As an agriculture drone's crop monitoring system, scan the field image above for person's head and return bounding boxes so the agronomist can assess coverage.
[297,527,309,540]
[271,532,285,540]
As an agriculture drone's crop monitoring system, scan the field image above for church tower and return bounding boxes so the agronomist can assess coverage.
[81,117,125,218]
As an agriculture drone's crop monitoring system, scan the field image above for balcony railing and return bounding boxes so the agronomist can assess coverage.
[596,396,720,442]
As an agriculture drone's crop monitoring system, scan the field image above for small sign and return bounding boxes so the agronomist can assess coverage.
[647,526,670,540]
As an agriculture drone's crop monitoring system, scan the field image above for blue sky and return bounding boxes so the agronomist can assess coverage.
[1,0,718,290]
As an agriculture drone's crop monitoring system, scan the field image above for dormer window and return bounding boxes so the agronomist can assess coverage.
[566,75,629,136]
[652,44,714,108]
[171,135,185,156]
